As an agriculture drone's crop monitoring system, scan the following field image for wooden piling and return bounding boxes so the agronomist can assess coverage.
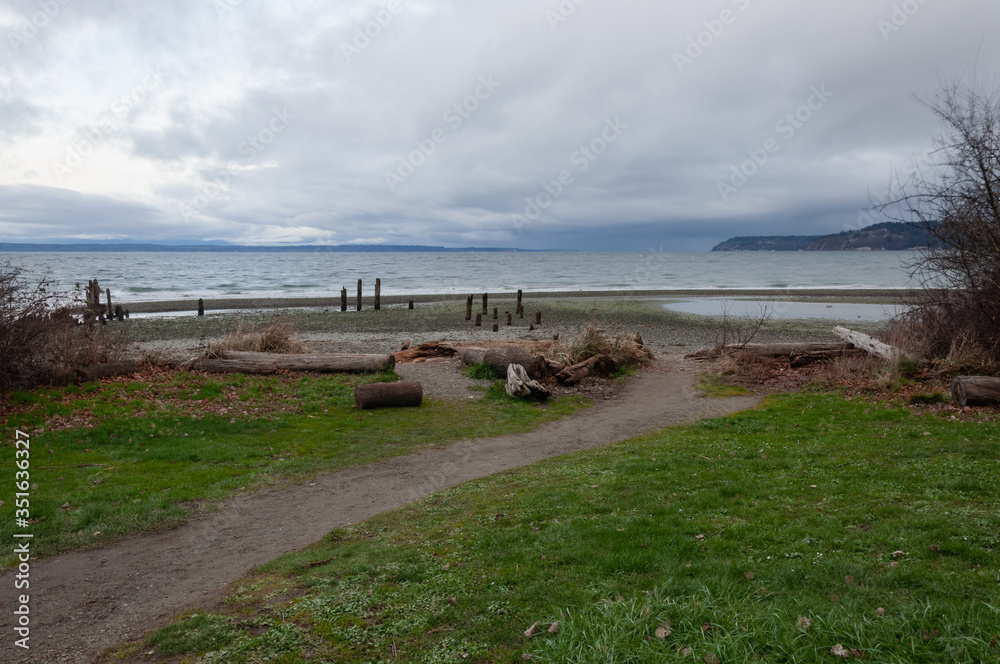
[518,305,524,319]
[105,289,112,321]
[492,323,499,332]
[493,307,498,320]
[408,300,414,310]
[357,279,362,312]
[482,293,488,315]
[465,295,473,321]
[475,313,482,327]
[535,311,542,325]
[506,312,512,325]
[114,305,124,321]
[341,287,347,312]
[375,278,381,311]
[517,289,523,308]
[198,298,205,316]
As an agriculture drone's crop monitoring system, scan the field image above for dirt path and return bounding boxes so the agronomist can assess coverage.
[0,357,758,663]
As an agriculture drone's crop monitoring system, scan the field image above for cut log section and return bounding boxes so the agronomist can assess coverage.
[505,364,550,400]
[556,354,616,386]
[951,376,1000,407]
[220,351,394,373]
[355,381,423,409]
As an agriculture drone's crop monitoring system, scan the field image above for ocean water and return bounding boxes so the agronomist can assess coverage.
[0,251,917,303]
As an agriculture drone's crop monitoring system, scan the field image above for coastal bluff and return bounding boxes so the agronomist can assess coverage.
[712,221,932,251]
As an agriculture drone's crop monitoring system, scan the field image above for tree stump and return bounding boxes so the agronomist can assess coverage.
[951,376,1000,407]
[355,382,423,409]
[505,364,550,400]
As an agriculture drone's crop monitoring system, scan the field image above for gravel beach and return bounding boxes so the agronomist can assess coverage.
[121,290,911,362]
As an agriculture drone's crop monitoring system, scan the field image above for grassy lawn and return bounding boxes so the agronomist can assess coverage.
[1,370,588,567]
[110,390,1000,663]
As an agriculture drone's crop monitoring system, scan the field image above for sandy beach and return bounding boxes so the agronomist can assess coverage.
[122,289,913,362]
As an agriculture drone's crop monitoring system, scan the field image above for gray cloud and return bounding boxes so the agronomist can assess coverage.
[1,0,998,249]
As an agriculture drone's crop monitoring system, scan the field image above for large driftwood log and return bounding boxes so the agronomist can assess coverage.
[483,347,534,375]
[505,364,550,400]
[832,327,900,361]
[355,381,423,409]
[221,351,394,373]
[686,343,856,360]
[556,355,616,385]
[76,361,140,382]
[188,359,277,374]
[951,376,1000,407]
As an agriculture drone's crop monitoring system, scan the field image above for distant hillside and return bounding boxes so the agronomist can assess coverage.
[712,222,933,251]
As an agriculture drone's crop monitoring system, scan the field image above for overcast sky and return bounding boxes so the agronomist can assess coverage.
[1,0,997,250]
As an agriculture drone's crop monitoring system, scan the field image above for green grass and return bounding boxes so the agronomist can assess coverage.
[1,370,588,567]
[119,391,1000,663]
[695,372,751,397]
[461,362,503,381]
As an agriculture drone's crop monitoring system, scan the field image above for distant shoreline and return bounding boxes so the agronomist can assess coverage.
[124,288,927,314]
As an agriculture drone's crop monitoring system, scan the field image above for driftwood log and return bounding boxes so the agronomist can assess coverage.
[220,351,394,373]
[458,346,535,376]
[951,376,1000,407]
[556,354,616,385]
[505,364,550,400]
[686,342,862,367]
[355,381,423,409]
[832,327,900,361]
[188,359,277,374]
[76,361,140,382]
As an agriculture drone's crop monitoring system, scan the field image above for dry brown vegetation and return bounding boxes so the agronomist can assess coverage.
[557,324,654,368]
[210,317,310,355]
[0,262,126,391]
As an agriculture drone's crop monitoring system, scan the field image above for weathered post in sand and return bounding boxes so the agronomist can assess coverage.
[492,323,499,332]
[408,300,414,310]
[341,287,347,312]
[465,295,473,321]
[536,311,542,325]
[506,312,512,325]
[374,278,381,311]
[482,293,488,315]
[517,290,523,309]
[357,279,362,312]
[493,307,498,320]
[198,298,205,316]
[105,289,112,321]
[475,313,482,327]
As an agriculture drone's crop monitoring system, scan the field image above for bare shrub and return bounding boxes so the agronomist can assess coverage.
[0,261,126,391]
[712,301,772,354]
[213,317,309,355]
[878,79,1000,367]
